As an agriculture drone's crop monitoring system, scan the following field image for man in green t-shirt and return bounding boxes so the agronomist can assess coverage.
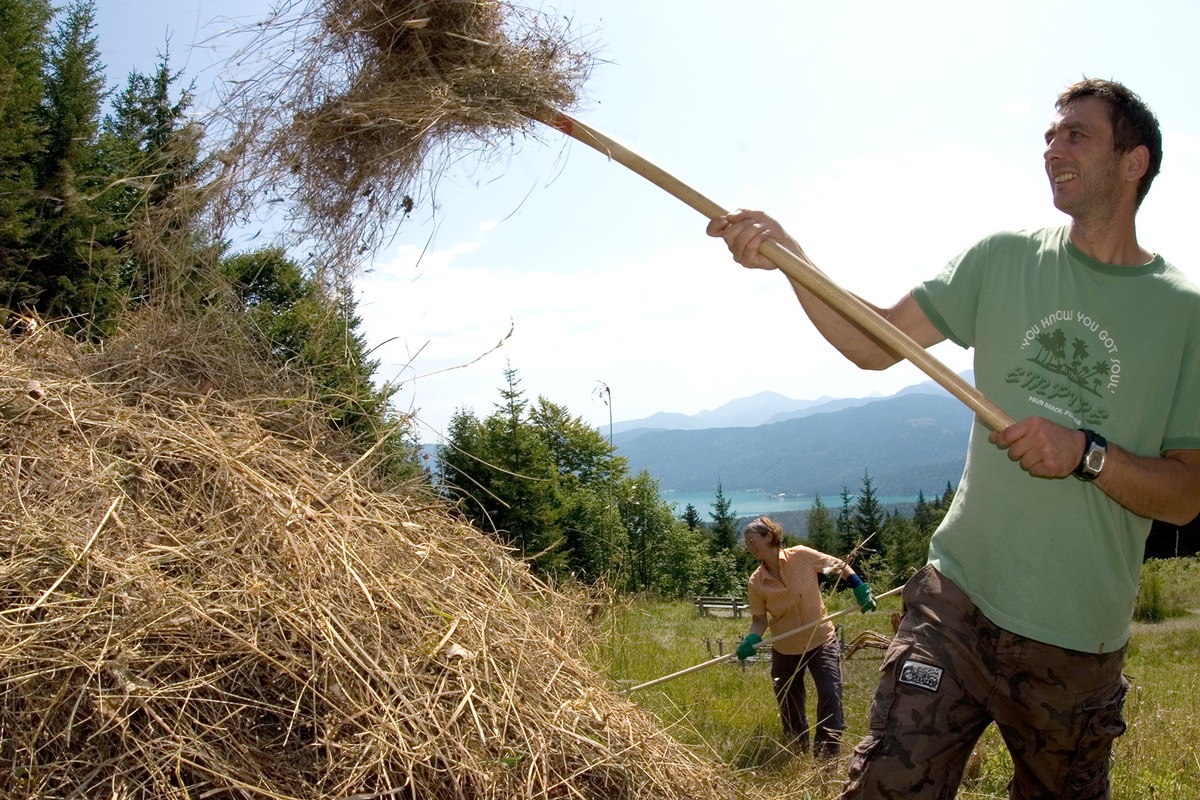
[707,78,1200,798]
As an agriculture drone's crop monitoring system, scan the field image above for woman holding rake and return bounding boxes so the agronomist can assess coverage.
[737,516,876,759]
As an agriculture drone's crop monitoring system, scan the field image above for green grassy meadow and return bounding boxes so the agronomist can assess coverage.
[592,557,1200,799]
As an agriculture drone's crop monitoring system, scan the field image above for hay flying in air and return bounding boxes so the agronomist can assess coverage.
[215,0,594,279]
[0,311,740,799]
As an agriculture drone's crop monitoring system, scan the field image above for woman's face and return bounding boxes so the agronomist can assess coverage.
[743,528,775,562]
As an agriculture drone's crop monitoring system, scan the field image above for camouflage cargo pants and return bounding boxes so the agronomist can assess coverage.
[839,564,1129,800]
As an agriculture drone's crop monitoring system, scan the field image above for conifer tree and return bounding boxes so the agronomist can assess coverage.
[835,483,856,557]
[937,481,957,511]
[101,60,193,186]
[804,494,837,554]
[708,482,739,553]
[99,48,205,299]
[912,489,938,535]
[103,48,204,281]
[702,482,746,594]
[0,0,52,306]
[880,513,927,587]
[439,367,564,575]
[853,468,885,559]
[32,0,119,334]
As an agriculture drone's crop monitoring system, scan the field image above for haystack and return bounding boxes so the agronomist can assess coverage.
[0,312,738,799]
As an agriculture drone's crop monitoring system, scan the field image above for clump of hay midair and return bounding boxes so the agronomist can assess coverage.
[0,312,738,799]
[214,0,594,280]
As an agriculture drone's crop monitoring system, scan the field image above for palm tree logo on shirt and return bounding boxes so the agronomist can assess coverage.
[1028,327,1111,398]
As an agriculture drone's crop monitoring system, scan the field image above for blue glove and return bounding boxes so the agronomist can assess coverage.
[853,582,877,613]
[736,633,762,660]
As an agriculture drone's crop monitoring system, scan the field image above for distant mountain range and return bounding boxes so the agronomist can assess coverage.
[612,375,972,434]
[609,391,850,434]
[611,374,975,499]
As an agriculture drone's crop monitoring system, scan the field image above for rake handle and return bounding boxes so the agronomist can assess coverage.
[621,585,904,694]
[532,108,1014,433]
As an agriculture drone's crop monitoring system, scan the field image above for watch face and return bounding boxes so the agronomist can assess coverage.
[1085,448,1105,473]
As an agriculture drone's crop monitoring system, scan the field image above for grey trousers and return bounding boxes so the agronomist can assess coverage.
[771,637,845,758]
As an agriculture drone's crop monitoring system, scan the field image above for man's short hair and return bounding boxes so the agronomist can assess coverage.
[1056,78,1162,207]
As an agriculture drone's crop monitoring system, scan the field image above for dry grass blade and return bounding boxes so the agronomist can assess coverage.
[0,311,740,798]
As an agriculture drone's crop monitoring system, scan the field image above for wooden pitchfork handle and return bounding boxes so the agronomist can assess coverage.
[530,108,1015,433]
[620,585,904,695]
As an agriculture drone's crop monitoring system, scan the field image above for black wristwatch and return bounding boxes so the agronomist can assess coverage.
[1073,429,1107,482]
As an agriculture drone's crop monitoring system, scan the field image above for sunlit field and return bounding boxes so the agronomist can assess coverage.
[592,557,1200,798]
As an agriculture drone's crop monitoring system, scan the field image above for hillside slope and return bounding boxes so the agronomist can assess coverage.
[614,393,973,498]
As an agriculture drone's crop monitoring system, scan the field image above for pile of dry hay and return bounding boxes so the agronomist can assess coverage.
[215,0,593,280]
[0,312,737,799]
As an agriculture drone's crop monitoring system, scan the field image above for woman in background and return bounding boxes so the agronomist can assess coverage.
[737,515,876,758]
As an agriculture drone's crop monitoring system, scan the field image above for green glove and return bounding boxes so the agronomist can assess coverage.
[736,633,762,660]
[854,582,877,613]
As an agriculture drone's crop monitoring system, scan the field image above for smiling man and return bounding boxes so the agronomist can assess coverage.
[707,78,1200,799]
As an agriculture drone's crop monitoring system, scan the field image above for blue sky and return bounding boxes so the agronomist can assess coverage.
[94,1,1200,440]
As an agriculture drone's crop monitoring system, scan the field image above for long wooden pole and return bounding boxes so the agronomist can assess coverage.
[531,108,1014,432]
[621,586,904,695]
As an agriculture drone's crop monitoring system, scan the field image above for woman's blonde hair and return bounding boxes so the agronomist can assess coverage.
[743,516,784,547]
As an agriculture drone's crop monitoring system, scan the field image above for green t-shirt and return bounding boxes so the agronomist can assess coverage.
[912,227,1200,653]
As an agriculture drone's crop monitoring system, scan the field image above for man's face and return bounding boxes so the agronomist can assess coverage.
[1043,96,1124,219]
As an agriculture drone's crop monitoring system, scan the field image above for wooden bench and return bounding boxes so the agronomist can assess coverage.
[694,596,746,618]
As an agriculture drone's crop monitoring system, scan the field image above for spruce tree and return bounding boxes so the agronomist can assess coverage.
[912,489,938,535]
[708,482,739,553]
[940,480,957,509]
[0,0,52,307]
[804,494,837,554]
[32,0,119,335]
[853,468,885,559]
[100,46,211,307]
[100,48,205,299]
[704,483,746,593]
[835,483,856,557]
[879,513,926,586]
[438,367,564,575]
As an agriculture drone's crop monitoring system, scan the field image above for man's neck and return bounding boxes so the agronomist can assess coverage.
[1068,216,1152,267]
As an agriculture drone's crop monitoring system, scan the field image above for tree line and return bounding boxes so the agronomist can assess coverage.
[0,0,196,337]
[437,366,957,598]
[802,473,955,590]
